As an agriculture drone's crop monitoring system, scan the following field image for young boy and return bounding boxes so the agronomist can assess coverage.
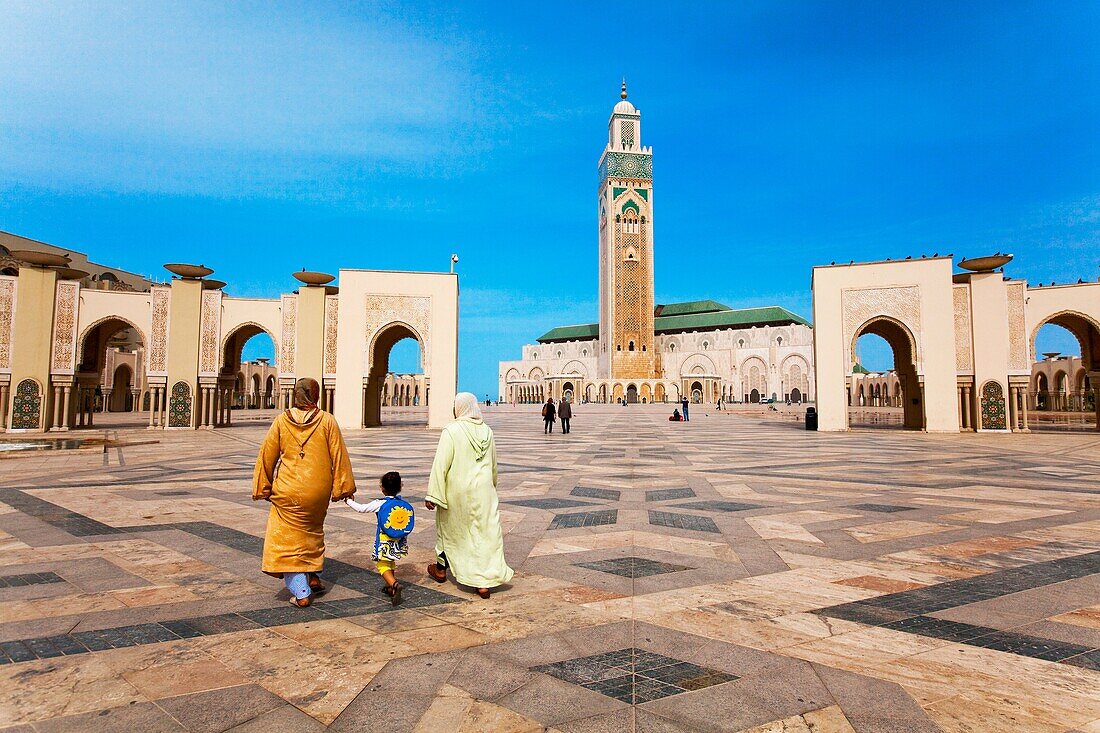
[345,471,415,605]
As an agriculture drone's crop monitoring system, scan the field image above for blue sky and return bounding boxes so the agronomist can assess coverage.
[2,1,1097,392]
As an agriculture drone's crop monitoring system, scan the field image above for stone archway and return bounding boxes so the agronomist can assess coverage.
[852,316,923,429]
[626,384,639,404]
[1029,311,1100,427]
[363,322,425,428]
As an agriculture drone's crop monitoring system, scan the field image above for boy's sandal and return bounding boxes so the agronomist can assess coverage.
[289,594,313,608]
[307,575,327,596]
[389,581,402,606]
[426,563,447,583]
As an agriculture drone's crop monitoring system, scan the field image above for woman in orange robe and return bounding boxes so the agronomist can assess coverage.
[252,378,356,606]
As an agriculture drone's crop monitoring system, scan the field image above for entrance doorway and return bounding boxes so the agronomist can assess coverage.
[850,318,923,430]
[626,384,639,404]
[364,323,427,428]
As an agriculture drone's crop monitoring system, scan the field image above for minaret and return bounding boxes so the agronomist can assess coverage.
[597,80,657,380]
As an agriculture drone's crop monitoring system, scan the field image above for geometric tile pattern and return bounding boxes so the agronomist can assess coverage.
[531,647,737,703]
[0,571,65,587]
[1,404,1099,731]
[847,503,917,513]
[548,509,618,529]
[647,510,719,533]
[671,499,765,512]
[570,486,621,501]
[575,557,693,578]
[644,487,695,502]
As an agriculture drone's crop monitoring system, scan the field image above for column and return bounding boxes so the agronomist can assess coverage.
[225,388,233,426]
[0,383,9,430]
[62,386,72,429]
[1009,387,1019,432]
[149,387,157,428]
[132,391,140,412]
[962,386,971,430]
[160,387,167,427]
[77,391,86,428]
[52,385,63,430]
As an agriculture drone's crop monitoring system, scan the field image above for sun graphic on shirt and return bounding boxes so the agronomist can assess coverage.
[385,506,413,532]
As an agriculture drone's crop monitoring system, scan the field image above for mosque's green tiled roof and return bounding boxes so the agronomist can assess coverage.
[536,303,811,343]
[536,323,600,342]
[654,305,811,334]
[654,300,730,317]
[852,363,871,374]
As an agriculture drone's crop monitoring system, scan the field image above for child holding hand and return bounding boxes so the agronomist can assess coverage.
[345,471,415,605]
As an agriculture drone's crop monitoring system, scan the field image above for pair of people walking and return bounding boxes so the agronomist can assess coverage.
[252,380,512,607]
[541,397,572,434]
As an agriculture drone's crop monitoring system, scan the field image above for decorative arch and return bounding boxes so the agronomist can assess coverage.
[77,314,148,356]
[528,367,544,381]
[560,360,588,377]
[220,321,279,374]
[363,321,426,427]
[1028,310,1100,370]
[679,352,717,377]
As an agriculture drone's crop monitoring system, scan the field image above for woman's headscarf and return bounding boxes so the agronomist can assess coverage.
[293,378,320,409]
[453,392,484,423]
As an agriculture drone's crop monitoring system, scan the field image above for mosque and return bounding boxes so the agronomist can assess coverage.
[499,84,815,405]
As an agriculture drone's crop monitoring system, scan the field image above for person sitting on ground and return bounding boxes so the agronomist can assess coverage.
[669,408,683,422]
[345,471,415,605]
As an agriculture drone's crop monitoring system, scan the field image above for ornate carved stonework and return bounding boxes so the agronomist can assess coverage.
[1006,282,1028,370]
[148,287,170,375]
[952,285,972,372]
[0,278,15,371]
[280,294,297,376]
[199,290,222,375]
[11,378,42,430]
[168,381,192,428]
[50,281,80,373]
[324,296,339,377]
[364,295,431,373]
[980,380,1007,430]
[842,286,922,368]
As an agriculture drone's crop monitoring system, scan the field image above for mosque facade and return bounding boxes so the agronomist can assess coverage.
[499,84,815,405]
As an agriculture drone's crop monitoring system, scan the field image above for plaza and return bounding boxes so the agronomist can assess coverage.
[1,404,1098,731]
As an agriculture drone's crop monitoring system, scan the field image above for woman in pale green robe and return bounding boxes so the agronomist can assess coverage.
[425,392,513,598]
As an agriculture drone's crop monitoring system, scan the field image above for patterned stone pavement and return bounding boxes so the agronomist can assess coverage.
[1,405,1099,732]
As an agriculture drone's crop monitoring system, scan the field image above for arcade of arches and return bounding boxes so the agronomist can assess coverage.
[1,256,457,432]
[813,255,1099,432]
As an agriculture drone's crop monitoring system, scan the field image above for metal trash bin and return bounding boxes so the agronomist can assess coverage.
[805,407,817,431]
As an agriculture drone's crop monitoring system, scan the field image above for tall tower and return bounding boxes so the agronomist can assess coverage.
[597,81,657,380]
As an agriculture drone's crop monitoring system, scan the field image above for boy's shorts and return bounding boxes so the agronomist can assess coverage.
[376,559,395,574]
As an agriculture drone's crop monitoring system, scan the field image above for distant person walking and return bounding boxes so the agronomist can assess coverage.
[559,398,572,434]
[681,396,690,422]
[542,397,557,434]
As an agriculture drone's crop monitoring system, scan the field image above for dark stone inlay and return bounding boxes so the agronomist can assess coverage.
[0,584,463,664]
[1064,650,1100,671]
[505,498,595,510]
[814,550,1100,668]
[532,647,737,704]
[648,510,720,534]
[576,557,693,578]
[644,488,696,502]
[571,486,622,501]
[848,503,917,513]
[671,500,765,513]
[1,490,123,536]
[0,571,65,588]
[156,490,192,496]
[549,510,618,529]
